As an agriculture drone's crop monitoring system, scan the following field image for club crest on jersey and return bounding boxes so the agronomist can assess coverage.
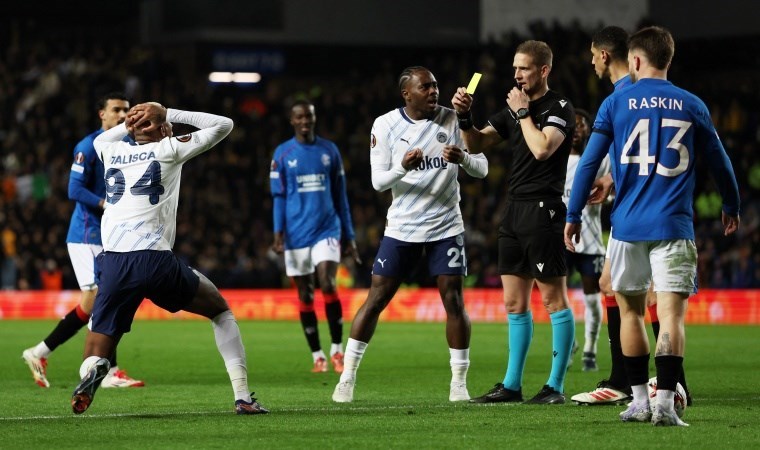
[371,134,377,148]
[176,134,192,143]
[436,132,447,143]
[321,153,331,166]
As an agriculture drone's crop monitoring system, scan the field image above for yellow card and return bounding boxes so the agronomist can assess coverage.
[466,72,482,94]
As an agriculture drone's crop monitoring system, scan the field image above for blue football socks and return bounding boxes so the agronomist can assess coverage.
[547,308,575,393]
[502,311,533,391]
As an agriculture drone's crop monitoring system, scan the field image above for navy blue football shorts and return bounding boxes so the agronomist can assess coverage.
[565,251,604,278]
[91,250,200,336]
[372,234,467,278]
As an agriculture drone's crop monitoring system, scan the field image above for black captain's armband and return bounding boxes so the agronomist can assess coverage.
[457,111,473,131]
[591,127,612,137]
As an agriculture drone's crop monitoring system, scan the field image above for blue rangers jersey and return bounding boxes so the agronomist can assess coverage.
[66,129,106,245]
[270,137,355,250]
[568,78,740,241]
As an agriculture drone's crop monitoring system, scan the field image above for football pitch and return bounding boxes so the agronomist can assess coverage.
[2,320,758,449]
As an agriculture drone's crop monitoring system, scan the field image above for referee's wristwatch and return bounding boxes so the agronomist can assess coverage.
[516,107,530,120]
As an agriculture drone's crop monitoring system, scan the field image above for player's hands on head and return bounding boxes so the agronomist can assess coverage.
[563,222,581,252]
[722,212,740,236]
[442,145,466,164]
[127,102,167,134]
[402,148,424,171]
[451,87,473,114]
[506,87,529,113]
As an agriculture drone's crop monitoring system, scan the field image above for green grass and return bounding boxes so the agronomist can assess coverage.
[1,320,758,449]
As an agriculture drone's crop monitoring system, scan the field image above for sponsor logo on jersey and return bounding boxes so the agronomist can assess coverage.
[436,132,447,143]
[321,153,331,166]
[536,262,544,272]
[559,100,567,108]
[414,155,448,171]
[110,151,157,165]
[296,173,326,192]
[75,152,85,164]
[287,159,298,168]
[176,134,192,143]
[549,209,556,219]
[376,258,387,268]
[371,134,376,148]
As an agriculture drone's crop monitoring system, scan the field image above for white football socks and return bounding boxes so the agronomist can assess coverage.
[583,292,602,354]
[449,348,470,384]
[330,342,344,356]
[312,350,327,362]
[656,389,676,412]
[632,383,649,405]
[212,310,250,403]
[339,338,368,383]
[79,355,104,378]
[33,341,52,358]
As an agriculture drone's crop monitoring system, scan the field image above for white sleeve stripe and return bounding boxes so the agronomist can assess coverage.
[71,164,84,173]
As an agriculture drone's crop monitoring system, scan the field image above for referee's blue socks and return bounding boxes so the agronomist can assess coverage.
[547,308,575,393]
[502,311,533,391]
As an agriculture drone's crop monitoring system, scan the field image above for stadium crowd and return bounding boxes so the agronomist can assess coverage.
[1,19,758,291]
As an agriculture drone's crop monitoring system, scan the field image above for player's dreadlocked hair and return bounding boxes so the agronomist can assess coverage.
[398,66,429,92]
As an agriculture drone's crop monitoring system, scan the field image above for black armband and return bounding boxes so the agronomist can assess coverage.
[457,111,473,131]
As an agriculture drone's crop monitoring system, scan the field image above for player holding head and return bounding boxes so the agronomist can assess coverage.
[270,99,361,373]
[562,108,607,373]
[565,26,740,426]
[454,41,576,405]
[332,66,488,403]
[70,102,268,416]
[22,92,144,389]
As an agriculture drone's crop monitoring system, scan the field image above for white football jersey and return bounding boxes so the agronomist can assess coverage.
[563,153,611,255]
[94,109,233,252]
[370,106,487,243]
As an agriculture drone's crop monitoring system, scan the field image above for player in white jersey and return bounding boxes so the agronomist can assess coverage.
[22,92,143,389]
[563,109,610,372]
[70,102,268,416]
[332,66,488,403]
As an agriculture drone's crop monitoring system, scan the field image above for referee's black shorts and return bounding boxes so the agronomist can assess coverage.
[498,198,567,279]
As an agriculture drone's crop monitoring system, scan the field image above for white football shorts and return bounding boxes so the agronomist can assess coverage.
[284,237,341,277]
[67,242,103,290]
[608,237,697,296]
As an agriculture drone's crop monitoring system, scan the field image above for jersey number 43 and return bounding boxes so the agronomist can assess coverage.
[620,118,691,177]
